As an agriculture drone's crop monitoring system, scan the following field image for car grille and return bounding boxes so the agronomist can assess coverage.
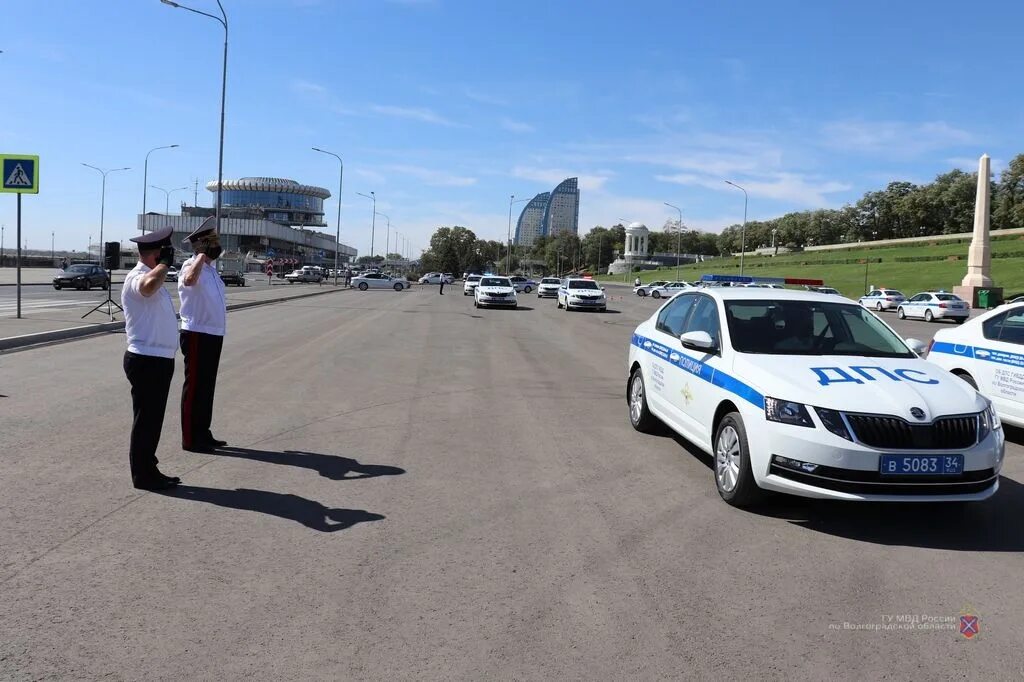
[845,414,978,449]
[486,292,509,298]
[575,295,601,300]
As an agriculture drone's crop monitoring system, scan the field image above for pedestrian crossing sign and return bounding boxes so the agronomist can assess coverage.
[1,155,39,194]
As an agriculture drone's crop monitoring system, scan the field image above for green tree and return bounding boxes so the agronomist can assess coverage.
[994,154,1024,230]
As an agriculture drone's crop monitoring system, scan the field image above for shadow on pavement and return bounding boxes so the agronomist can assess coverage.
[216,447,406,481]
[161,486,385,533]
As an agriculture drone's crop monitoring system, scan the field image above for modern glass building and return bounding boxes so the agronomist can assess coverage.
[514,192,550,247]
[208,177,331,227]
[542,177,580,238]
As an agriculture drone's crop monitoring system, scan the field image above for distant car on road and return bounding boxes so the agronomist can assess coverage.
[474,276,518,308]
[634,280,669,297]
[165,266,179,282]
[859,289,905,311]
[648,281,691,299]
[285,266,324,283]
[537,277,562,298]
[352,272,408,291]
[508,275,536,293]
[419,272,453,285]
[557,278,607,311]
[53,264,109,291]
[897,291,969,323]
[463,274,483,295]
[807,286,842,296]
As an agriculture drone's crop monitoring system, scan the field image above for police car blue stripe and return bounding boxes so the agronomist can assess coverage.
[931,341,1024,368]
[632,333,765,409]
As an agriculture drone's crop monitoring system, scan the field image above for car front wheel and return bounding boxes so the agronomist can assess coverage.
[652,291,661,299]
[897,307,906,319]
[628,367,659,433]
[925,310,934,322]
[638,290,646,297]
[714,412,761,507]
[53,283,62,290]
[358,282,368,291]
[524,286,532,293]
[876,302,883,311]
[953,370,978,389]
[394,283,403,291]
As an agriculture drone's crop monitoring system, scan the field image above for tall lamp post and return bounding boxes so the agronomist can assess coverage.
[664,201,683,281]
[507,195,529,275]
[357,191,376,261]
[312,147,344,286]
[149,185,189,214]
[161,0,228,238]
[141,144,178,234]
[375,212,390,270]
[724,180,748,276]
[51,231,54,263]
[82,164,131,266]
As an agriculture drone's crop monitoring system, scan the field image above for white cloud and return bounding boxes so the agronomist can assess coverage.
[370,104,462,127]
[511,166,611,192]
[383,165,477,187]
[291,79,327,95]
[500,117,535,134]
[821,120,976,156]
[946,156,1005,174]
[655,172,850,207]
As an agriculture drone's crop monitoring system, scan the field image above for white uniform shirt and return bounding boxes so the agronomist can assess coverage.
[122,262,179,359]
[178,256,227,336]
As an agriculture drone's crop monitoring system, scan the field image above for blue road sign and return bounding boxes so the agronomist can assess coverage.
[1,155,39,194]
[266,247,276,257]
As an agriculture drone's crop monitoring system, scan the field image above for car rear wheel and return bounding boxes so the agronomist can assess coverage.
[876,302,883,311]
[652,291,661,299]
[53,283,62,290]
[897,307,906,319]
[925,309,934,322]
[628,367,658,433]
[955,317,965,324]
[524,286,532,293]
[393,282,403,291]
[638,290,646,297]
[953,370,978,389]
[358,282,368,291]
[714,413,761,507]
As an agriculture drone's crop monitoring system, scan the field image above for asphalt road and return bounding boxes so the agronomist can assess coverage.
[1,288,1021,679]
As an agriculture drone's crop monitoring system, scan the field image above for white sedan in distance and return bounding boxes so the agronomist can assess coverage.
[352,272,408,291]
[927,301,1024,428]
[648,281,691,299]
[897,291,969,323]
[463,274,483,295]
[474,276,518,308]
[634,280,669,297]
[537,277,562,298]
[859,289,906,311]
[626,276,1004,507]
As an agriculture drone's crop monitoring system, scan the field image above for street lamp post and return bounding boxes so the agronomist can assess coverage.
[51,231,54,263]
[312,147,344,286]
[725,180,748,276]
[141,144,178,234]
[2,224,5,266]
[161,0,228,238]
[357,191,376,260]
[82,164,131,266]
[375,212,390,269]
[664,201,683,281]
[149,185,189,214]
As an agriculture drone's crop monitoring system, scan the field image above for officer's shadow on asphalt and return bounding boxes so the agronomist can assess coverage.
[160,486,384,533]
[212,448,407,481]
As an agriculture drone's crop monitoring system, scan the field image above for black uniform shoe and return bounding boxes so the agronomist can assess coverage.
[183,443,216,454]
[156,470,181,485]
[206,437,228,447]
[133,476,178,491]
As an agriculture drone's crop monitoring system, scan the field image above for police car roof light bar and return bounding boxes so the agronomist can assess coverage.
[700,273,824,286]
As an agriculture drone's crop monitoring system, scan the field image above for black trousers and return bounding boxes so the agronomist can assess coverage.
[123,351,174,480]
[180,330,224,447]
[439,280,445,294]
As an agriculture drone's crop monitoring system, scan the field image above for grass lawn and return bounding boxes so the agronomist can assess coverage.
[599,235,1024,299]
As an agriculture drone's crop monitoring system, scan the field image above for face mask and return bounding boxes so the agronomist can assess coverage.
[202,245,223,260]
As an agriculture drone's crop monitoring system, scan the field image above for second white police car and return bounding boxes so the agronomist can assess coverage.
[474,276,518,308]
[626,274,1004,507]
[557,277,608,311]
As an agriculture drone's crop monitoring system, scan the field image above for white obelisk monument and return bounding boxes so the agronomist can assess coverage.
[954,154,1002,307]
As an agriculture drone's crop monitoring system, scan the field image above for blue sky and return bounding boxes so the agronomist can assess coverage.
[2,0,1022,255]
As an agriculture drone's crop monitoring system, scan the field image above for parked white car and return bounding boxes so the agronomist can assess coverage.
[626,283,1003,506]
[897,291,969,323]
[927,301,1024,428]
[474,276,518,308]
[634,280,669,297]
[352,272,407,291]
[859,289,906,311]
[418,272,453,285]
[648,281,692,299]
[463,274,483,295]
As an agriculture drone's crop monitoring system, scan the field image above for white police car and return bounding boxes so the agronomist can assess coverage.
[474,275,518,308]
[626,274,1004,507]
[462,274,482,295]
[858,289,906,311]
[557,278,607,311]
[648,281,691,299]
[537,277,562,298]
[927,302,1024,428]
[634,280,669,297]
[897,291,969,323]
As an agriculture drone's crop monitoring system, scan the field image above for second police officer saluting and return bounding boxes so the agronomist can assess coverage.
[179,217,229,453]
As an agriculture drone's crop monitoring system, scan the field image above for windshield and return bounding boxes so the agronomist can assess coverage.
[569,280,600,290]
[882,290,903,296]
[467,276,481,282]
[725,300,913,357]
[541,278,560,284]
[935,293,961,301]
[66,265,91,273]
[480,277,510,287]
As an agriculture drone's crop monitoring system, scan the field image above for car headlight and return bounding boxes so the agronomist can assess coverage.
[764,397,814,428]
[978,402,1001,442]
[814,407,853,441]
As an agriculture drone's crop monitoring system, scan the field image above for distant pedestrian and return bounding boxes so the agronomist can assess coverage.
[345,269,352,287]
[179,217,228,454]
[121,226,180,490]
[60,257,69,270]
[634,276,641,287]
[439,274,445,295]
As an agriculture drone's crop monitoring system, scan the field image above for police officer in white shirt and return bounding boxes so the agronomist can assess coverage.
[179,217,229,453]
[122,226,181,490]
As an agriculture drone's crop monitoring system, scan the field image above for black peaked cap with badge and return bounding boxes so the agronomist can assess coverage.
[130,226,174,250]
[183,216,218,245]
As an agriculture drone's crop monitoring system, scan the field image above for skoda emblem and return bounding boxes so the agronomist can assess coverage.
[910,407,926,420]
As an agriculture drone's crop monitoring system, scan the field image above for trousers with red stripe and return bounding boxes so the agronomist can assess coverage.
[180,330,224,448]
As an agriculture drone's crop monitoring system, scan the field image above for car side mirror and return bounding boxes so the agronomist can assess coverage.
[905,338,928,357]
[680,330,715,352]
[601,286,606,290]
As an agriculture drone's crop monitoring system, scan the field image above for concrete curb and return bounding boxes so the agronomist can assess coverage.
[0,282,54,287]
[0,286,351,353]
